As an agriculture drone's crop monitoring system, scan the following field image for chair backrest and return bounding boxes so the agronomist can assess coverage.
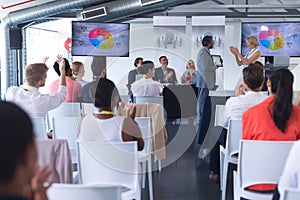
[52,117,81,150]
[135,117,151,156]
[238,140,294,189]
[47,184,122,200]
[120,95,130,103]
[77,140,139,191]
[81,103,97,116]
[214,104,225,127]
[36,139,72,183]
[31,117,48,139]
[134,96,163,107]
[226,119,242,157]
[281,188,300,200]
[48,102,82,129]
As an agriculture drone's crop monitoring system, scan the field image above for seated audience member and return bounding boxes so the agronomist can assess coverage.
[243,68,300,191]
[131,60,164,97]
[127,57,143,99]
[274,140,300,200]
[0,101,51,200]
[181,59,197,85]
[72,61,88,87]
[153,55,177,84]
[82,57,106,103]
[79,78,144,151]
[208,64,267,182]
[49,58,82,102]
[6,55,66,118]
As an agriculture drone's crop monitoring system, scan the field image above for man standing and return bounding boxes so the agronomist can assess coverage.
[153,55,177,84]
[6,55,66,118]
[82,57,106,103]
[196,36,218,119]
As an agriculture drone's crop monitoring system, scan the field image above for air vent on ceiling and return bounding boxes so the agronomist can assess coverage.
[140,0,163,6]
[81,6,107,20]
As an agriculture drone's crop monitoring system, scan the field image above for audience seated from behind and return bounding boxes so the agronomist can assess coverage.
[242,68,300,191]
[274,140,300,200]
[127,57,143,99]
[181,59,197,85]
[6,55,66,118]
[153,55,177,84]
[71,61,88,87]
[82,57,106,103]
[79,78,144,151]
[208,64,267,183]
[0,101,52,200]
[48,57,82,102]
[131,60,164,97]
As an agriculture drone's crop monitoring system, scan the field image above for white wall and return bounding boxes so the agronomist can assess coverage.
[26,18,300,95]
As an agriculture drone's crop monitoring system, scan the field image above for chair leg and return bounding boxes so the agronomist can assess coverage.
[158,160,162,172]
[220,150,225,191]
[141,161,146,189]
[147,159,153,200]
[221,161,229,200]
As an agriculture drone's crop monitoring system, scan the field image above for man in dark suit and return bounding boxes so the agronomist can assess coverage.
[127,57,143,100]
[153,55,177,84]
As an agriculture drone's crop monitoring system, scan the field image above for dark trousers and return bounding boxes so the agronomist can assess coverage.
[209,127,228,174]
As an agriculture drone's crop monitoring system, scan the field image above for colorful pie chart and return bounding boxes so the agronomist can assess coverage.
[88,28,114,50]
[258,29,285,50]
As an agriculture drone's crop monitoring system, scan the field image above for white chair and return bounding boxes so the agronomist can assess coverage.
[77,140,141,200]
[280,188,300,200]
[47,184,122,200]
[31,117,48,139]
[120,95,131,103]
[81,103,97,116]
[134,96,164,172]
[214,104,225,127]
[233,140,294,200]
[52,117,81,164]
[135,117,153,200]
[134,96,163,107]
[220,119,242,200]
[47,102,82,130]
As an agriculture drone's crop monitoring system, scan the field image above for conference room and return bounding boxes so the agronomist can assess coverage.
[1,0,300,200]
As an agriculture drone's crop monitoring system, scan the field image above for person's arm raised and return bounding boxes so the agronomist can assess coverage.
[56,55,66,86]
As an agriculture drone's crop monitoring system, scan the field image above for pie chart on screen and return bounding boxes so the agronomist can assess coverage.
[258,29,285,50]
[88,28,115,50]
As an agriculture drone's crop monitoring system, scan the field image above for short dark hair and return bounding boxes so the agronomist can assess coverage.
[243,63,264,90]
[138,60,155,74]
[134,57,143,67]
[0,101,34,182]
[94,78,121,109]
[91,57,106,76]
[159,56,167,62]
[53,58,72,77]
[202,36,213,47]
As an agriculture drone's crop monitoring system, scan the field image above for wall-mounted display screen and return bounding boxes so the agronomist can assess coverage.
[241,22,300,57]
[72,21,130,57]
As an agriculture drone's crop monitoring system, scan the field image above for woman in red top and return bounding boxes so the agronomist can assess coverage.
[242,68,300,191]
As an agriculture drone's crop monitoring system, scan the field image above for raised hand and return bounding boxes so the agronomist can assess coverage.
[31,164,52,200]
[43,56,49,64]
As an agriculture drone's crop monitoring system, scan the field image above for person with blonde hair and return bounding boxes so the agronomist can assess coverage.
[181,59,196,84]
[72,61,88,86]
[230,35,261,68]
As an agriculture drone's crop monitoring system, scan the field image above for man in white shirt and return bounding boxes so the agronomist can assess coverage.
[6,56,66,118]
[208,63,267,182]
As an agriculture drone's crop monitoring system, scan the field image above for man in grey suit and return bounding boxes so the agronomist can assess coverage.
[153,55,177,84]
[196,35,217,118]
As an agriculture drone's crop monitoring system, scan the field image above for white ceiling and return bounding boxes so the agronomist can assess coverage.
[1,0,300,20]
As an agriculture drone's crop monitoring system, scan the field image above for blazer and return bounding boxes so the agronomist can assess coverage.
[153,67,177,84]
[196,47,217,90]
[127,68,138,95]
